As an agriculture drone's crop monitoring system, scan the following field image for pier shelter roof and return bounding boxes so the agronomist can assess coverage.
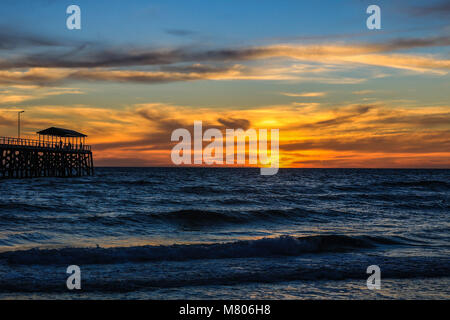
[37,127,87,138]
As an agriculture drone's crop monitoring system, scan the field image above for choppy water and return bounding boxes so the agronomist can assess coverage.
[0,168,449,299]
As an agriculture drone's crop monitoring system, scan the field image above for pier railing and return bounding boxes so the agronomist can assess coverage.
[0,136,91,151]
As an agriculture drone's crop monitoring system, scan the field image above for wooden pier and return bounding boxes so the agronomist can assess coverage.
[0,127,94,179]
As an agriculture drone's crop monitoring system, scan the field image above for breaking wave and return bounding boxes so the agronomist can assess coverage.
[0,234,404,266]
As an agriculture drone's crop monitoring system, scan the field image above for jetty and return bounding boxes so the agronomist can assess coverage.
[0,127,94,179]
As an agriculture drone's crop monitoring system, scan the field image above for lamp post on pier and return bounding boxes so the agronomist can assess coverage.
[18,111,24,139]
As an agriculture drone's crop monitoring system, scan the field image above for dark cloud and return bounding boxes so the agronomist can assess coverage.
[409,1,450,17]
[281,131,450,154]
[0,30,61,50]
[0,26,100,52]
[0,26,448,72]
[94,113,254,153]
[137,109,188,133]
[165,29,197,37]
[373,35,450,52]
[70,70,198,84]
[0,49,179,69]
[298,105,374,129]
[0,46,267,70]
[93,134,171,152]
[0,28,448,88]
[217,118,251,130]
[370,112,450,127]
[160,64,232,74]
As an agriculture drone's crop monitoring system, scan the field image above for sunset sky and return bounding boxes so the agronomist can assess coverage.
[0,0,449,167]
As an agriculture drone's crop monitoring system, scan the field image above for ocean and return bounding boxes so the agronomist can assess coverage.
[0,168,449,299]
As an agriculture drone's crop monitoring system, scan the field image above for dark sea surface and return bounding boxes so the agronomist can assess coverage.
[0,168,449,299]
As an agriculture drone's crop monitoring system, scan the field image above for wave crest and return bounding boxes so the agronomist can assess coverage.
[0,234,401,266]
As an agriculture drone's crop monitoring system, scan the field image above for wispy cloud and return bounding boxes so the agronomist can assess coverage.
[165,29,197,37]
[2,101,448,167]
[0,32,448,87]
[352,90,375,95]
[409,1,450,17]
[0,27,449,168]
[0,83,84,103]
[281,92,327,97]
[0,29,62,50]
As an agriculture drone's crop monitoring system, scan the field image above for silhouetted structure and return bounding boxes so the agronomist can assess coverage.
[0,127,94,178]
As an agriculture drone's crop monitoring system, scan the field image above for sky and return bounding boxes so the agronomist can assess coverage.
[0,0,449,167]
